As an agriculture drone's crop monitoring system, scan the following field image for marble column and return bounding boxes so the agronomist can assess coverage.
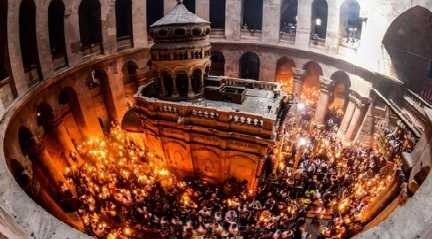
[337,96,356,137]
[292,69,305,99]
[63,6,81,66]
[313,81,332,125]
[325,0,340,54]
[159,73,167,96]
[344,99,368,142]
[262,0,281,43]
[295,0,313,49]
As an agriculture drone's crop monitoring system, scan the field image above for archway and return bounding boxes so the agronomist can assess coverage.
[191,69,203,94]
[301,61,322,106]
[79,0,102,53]
[311,0,328,40]
[18,127,37,160]
[19,0,41,80]
[280,0,298,35]
[275,57,296,94]
[210,51,225,76]
[48,0,67,67]
[242,0,263,31]
[329,71,350,117]
[146,0,164,29]
[340,0,362,42]
[240,52,260,80]
[183,0,195,13]
[116,0,133,49]
[382,6,432,100]
[176,72,189,98]
[210,0,225,29]
[36,103,55,134]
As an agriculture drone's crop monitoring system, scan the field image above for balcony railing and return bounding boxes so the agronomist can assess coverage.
[310,35,326,47]
[81,43,102,58]
[117,35,133,51]
[279,31,296,44]
[216,76,280,91]
[24,65,40,86]
[339,37,360,50]
[210,28,225,39]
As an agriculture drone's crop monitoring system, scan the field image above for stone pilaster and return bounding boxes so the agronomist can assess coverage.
[325,0,340,54]
[225,0,241,41]
[353,102,375,147]
[262,0,281,43]
[132,0,148,48]
[196,0,210,20]
[337,95,356,137]
[295,0,312,49]
[344,97,369,142]
[64,5,82,66]
[164,0,177,15]
[292,68,305,98]
[101,0,117,54]
[313,78,332,125]
[35,1,52,79]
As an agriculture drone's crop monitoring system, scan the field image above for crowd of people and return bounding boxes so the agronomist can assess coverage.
[62,102,416,239]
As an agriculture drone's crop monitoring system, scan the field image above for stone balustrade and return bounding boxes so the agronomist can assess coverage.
[215,75,280,91]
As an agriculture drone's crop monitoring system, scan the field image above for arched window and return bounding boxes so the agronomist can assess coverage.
[340,0,362,42]
[18,127,37,158]
[311,0,328,40]
[275,57,295,93]
[48,0,68,67]
[210,0,225,29]
[116,0,133,49]
[280,0,298,34]
[19,0,40,73]
[191,69,203,94]
[183,0,195,13]
[147,0,164,29]
[240,52,260,80]
[210,51,225,76]
[242,0,263,31]
[79,0,102,52]
[0,0,8,80]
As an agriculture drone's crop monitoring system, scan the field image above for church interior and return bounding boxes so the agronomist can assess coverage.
[0,0,432,238]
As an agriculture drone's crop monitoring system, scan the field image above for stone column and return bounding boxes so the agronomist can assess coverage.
[295,0,312,49]
[344,99,368,142]
[132,0,148,48]
[225,0,241,41]
[262,0,281,43]
[105,64,128,123]
[187,73,194,98]
[292,68,305,99]
[172,73,179,97]
[196,0,210,20]
[201,71,205,94]
[337,95,356,137]
[313,80,332,125]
